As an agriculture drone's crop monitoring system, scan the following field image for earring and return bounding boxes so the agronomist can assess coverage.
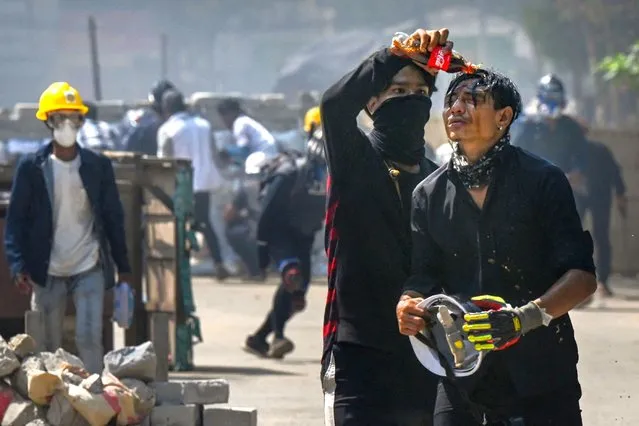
[497,125,503,130]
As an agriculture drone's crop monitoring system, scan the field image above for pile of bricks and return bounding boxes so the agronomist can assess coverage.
[149,380,257,426]
[0,333,257,426]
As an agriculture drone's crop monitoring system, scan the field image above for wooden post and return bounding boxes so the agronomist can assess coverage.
[150,312,170,382]
[24,310,45,352]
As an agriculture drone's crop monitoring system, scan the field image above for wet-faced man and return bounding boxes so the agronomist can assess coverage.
[397,69,596,425]
[320,28,448,426]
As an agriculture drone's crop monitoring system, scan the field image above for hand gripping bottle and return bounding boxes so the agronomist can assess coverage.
[392,32,479,74]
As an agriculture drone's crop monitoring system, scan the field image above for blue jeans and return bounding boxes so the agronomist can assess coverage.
[30,265,105,373]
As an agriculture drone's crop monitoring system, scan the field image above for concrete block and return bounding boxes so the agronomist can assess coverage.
[150,404,201,426]
[152,381,182,405]
[154,380,229,405]
[8,334,37,359]
[202,406,257,426]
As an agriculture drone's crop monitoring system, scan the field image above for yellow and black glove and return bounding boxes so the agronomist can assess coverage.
[462,295,549,352]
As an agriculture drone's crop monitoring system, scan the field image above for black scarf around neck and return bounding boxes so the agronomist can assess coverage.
[451,133,510,189]
[368,95,432,166]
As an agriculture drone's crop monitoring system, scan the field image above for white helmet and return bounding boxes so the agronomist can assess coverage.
[409,294,486,378]
[244,151,268,176]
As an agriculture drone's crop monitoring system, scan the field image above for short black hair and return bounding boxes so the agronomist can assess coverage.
[217,98,243,116]
[84,101,97,120]
[161,89,187,115]
[445,69,522,128]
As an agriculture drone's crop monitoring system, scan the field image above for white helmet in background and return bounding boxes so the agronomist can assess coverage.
[244,151,269,176]
[409,294,486,378]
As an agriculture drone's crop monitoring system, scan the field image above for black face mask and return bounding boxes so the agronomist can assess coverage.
[369,94,432,166]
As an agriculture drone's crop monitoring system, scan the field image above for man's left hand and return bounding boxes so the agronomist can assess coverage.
[118,273,134,285]
[463,296,547,351]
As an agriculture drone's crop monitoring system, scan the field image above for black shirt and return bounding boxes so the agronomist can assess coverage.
[405,145,595,397]
[320,48,438,364]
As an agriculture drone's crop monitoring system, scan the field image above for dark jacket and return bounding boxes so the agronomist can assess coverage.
[405,145,595,398]
[4,142,131,289]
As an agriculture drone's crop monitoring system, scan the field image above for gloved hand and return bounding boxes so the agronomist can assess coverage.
[257,241,270,271]
[462,295,550,351]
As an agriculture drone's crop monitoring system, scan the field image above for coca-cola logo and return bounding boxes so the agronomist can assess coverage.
[434,48,446,68]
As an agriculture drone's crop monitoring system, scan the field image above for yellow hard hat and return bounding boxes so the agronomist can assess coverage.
[35,82,89,121]
[303,106,321,133]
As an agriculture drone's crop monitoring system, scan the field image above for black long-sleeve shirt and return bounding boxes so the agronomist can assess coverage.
[320,48,438,365]
[405,145,595,398]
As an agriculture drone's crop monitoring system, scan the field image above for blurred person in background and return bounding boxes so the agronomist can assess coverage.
[511,74,589,213]
[76,101,118,151]
[119,79,176,155]
[320,27,444,426]
[4,82,132,373]
[157,89,230,281]
[578,120,627,298]
[222,151,264,281]
[216,98,279,164]
[244,111,328,359]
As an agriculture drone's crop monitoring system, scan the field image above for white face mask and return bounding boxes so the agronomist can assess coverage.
[53,119,78,147]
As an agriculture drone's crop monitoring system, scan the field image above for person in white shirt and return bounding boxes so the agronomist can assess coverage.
[216,98,279,162]
[157,90,230,280]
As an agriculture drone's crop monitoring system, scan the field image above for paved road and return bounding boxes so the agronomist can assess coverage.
[168,276,639,426]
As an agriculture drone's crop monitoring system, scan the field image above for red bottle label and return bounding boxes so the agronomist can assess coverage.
[427,45,452,71]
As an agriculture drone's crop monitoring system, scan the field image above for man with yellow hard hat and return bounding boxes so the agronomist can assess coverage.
[4,82,132,373]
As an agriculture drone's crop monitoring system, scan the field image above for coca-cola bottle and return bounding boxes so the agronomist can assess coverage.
[392,32,478,74]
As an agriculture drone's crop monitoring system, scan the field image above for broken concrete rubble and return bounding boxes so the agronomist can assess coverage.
[0,336,21,378]
[8,334,37,360]
[0,334,257,425]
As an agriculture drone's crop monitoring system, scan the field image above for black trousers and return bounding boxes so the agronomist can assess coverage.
[433,380,582,426]
[193,192,223,264]
[255,235,314,339]
[327,342,436,426]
